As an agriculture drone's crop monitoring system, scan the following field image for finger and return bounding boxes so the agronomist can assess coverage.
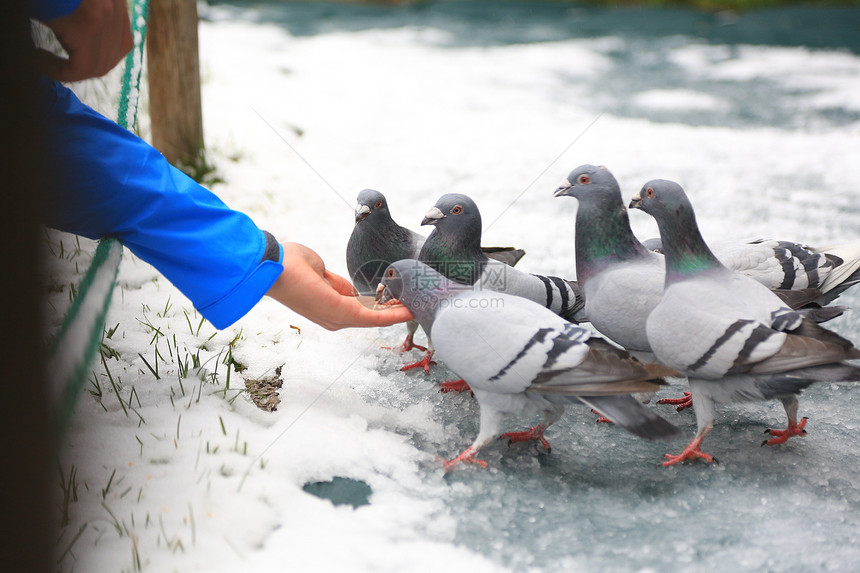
[343,297,414,328]
[324,270,359,297]
[360,304,414,327]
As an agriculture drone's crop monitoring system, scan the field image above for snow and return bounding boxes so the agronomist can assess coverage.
[46,2,860,572]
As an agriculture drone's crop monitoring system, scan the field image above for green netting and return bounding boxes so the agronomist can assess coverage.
[49,0,150,432]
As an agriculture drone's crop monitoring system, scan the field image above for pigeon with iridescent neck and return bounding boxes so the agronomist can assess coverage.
[419,193,584,322]
[414,193,585,386]
[346,189,526,358]
[347,189,427,354]
[554,165,665,355]
[554,165,845,356]
[377,259,680,471]
[347,189,426,297]
[629,179,860,466]
[643,236,860,308]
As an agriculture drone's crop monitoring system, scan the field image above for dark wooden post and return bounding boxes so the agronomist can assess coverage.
[146,0,204,168]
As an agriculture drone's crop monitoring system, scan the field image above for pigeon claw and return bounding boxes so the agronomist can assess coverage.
[657,391,693,412]
[443,447,488,472]
[663,435,715,466]
[591,409,613,424]
[500,426,552,453]
[400,350,436,373]
[439,379,471,393]
[382,335,427,353]
[762,417,808,447]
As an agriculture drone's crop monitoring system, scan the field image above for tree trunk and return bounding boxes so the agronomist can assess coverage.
[146,0,204,168]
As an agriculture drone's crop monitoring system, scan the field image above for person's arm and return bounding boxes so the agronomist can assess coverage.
[266,242,414,331]
[33,0,133,82]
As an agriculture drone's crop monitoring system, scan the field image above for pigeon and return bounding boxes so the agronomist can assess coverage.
[347,189,426,297]
[419,193,585,322]
[629,179,860,465]
[554,165,848,356]
[553,165,665,354]
[346,189,526,356]
[376,259,681,470]
[412,192,586,385]
[643,236,860,307]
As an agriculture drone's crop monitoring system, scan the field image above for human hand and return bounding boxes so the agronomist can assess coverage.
[266,242,414,331]
[34,0,133,82]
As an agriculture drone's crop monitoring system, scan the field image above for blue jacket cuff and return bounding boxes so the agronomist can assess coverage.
[198,242,284,330]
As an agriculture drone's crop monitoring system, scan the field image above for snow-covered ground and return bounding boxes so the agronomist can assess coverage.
[47,2,860,571]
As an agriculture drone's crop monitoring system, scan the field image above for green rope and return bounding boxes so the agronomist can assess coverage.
[51,0,150,432]
[117,0,150,131]
[49,240,123,432]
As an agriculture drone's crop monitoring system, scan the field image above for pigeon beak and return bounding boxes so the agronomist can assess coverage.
[421,206,445,226]
[553,178,573,197]
[355,204,371,223]
[628,192,643,210]
[375,282,397,305]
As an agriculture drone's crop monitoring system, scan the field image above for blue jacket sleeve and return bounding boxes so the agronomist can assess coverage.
[39,77,284,329]
[29,0,83,21]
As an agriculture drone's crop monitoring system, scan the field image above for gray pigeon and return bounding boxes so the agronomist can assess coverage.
[413,192,586,386]
[346,189,526,356]
[553,165,665,354]
[419,193,585,322]
[554,165,847,356]
[629,179,860,465]
[643,236,860,307]
[346,189,428,354]
[376,259,681,470]
[347,189,426,297]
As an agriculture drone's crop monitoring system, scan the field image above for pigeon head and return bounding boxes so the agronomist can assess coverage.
[377,259,460,332]
[418,193,486,281]
[630,179,723,280]
[421,193,482,234]
[628,179,690,219]
[554,165,648,282]
[354,189,390,224]
[553,164,622,207]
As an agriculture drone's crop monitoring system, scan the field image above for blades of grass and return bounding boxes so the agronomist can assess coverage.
[103,356,129,418]
[105,323,119,339]
[57,523,88,563]
[101,469,117,500]
[138,353,160,380]
[101,502,122,535]
[188,503,196,546]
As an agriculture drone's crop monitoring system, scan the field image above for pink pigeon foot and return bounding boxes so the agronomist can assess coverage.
[439,379,471,393]
[762,417,808,446]
[663,434,716,466]
[591,408,613,424]
[400,350,436,373]
[442,446,488,472]
[500,426,552,453]
[657,391,693,412]
[381,333,427,353]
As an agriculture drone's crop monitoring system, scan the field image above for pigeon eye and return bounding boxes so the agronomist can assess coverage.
[374,200,383,209]
[646,187,655,198]
[386,268,395,278]
[577,175,591,185]
[451,205,464,215]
